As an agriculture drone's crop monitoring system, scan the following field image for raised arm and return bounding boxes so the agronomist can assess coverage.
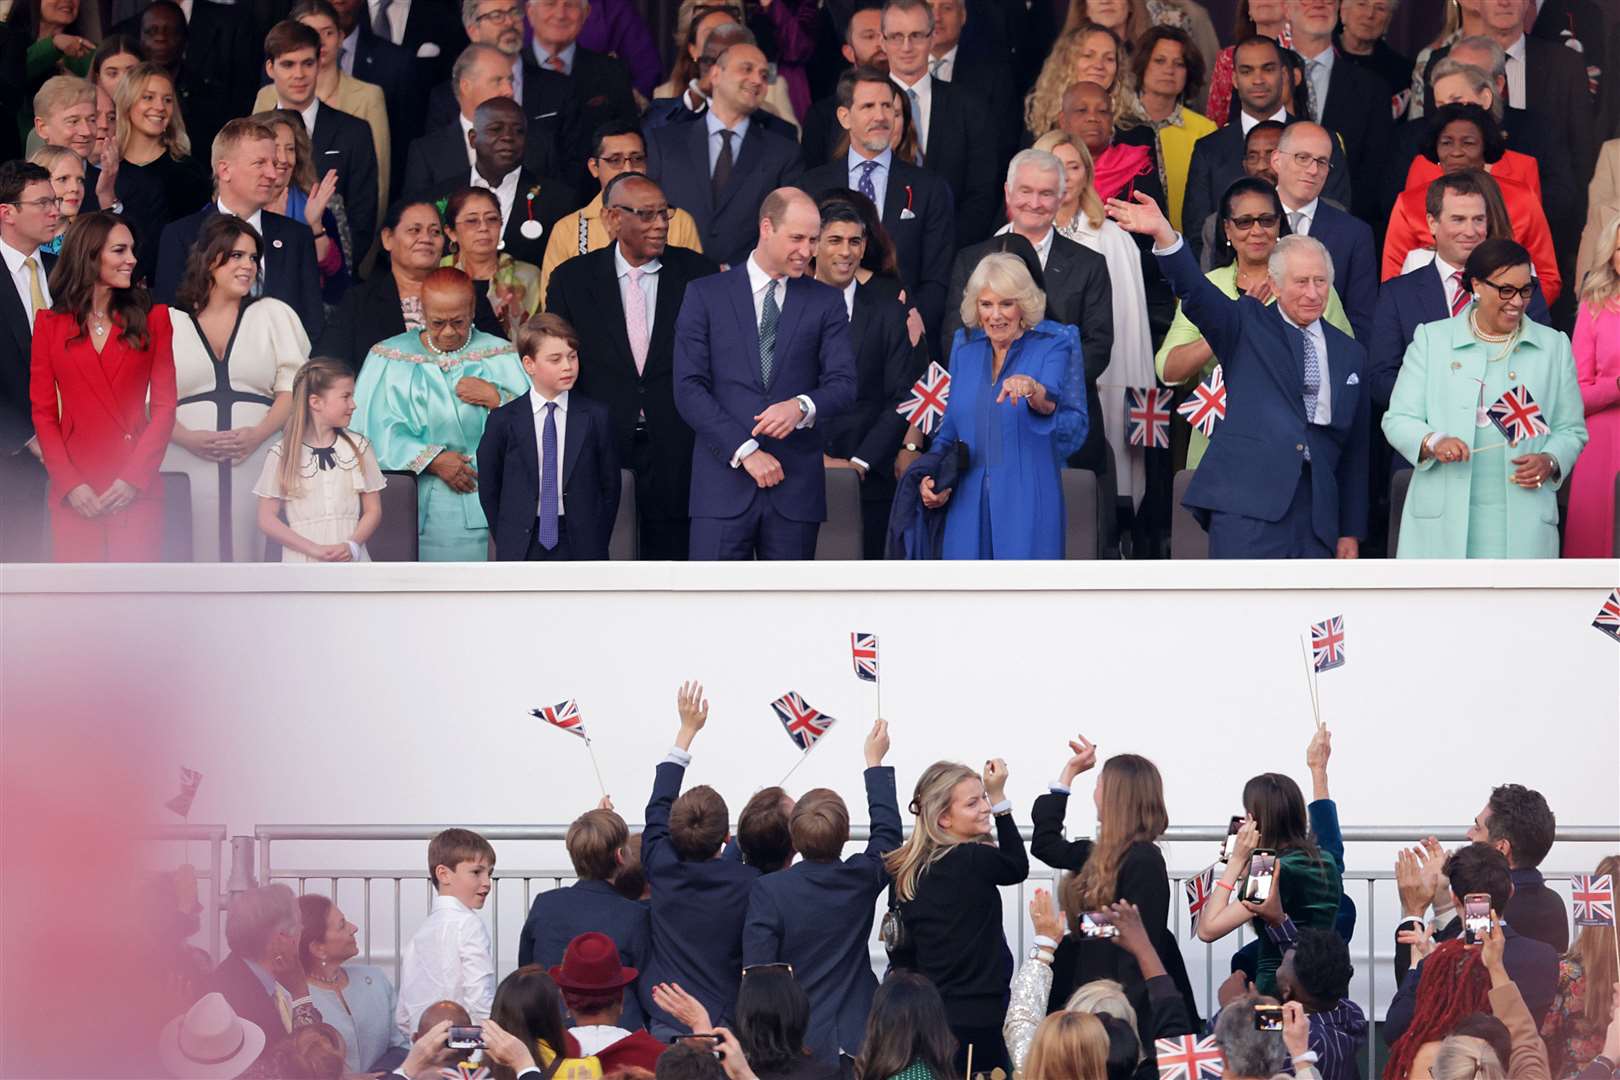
[644,681,708,862]
[863,719,903,860]
[1029,735,1097,872]
[1107,191,1243,362]
[972,759,1030,885]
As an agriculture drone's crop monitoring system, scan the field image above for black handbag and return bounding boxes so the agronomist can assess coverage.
[880,887,912,964]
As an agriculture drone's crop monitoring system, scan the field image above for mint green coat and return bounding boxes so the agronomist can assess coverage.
[1383,313,1588,558]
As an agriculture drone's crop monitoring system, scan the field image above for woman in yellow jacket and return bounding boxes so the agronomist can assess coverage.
[1120,25,1216,234]
[253,0,391,214]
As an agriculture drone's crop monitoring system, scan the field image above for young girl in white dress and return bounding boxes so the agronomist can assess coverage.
[255,358,386,562]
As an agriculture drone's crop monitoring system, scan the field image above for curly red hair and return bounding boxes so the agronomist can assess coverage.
[1383,939,1493,1079]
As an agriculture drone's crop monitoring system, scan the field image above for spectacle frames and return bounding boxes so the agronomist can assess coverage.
[608,205,676,225]
[883,31,931,46]
[1228,213,1280,231]
[12,196,64,212]
[595,153,648,169]
[1287,151,1332,172]
[1479,277,1535,301]
[474,6,523,23]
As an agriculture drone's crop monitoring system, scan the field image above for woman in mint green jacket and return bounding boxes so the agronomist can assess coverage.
[1384,239,1588,558]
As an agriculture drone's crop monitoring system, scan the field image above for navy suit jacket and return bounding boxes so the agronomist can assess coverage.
[742,767,903,1062]
[641,759,762,1036]
[800,156,956,343]
[1159,240,1370,546]
[516,878,651,1029]
[817,276,929,490]
[1301,202,1377,347]
[1385,927,1560,1047]
[205,953,285,1053]
[645,116,805,268]
[0,249,52,452]
[476,390,621,560]
[1317,50,1396,226]
[154,206,324,340]
[674,265,857,522]
[311,101,380,261]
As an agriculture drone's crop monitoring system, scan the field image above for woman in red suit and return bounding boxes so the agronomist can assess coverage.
[31,212,177,561]
[1382,103,1561,304]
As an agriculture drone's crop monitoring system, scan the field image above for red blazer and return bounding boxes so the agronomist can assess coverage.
[30,305,177,502]
[1381,176,1562,304]
[1402,151,1543,203]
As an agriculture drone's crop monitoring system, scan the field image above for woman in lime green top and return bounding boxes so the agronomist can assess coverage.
[1155,177,1354,468]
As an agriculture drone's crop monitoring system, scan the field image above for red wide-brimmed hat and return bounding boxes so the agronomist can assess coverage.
[549,931,638,991]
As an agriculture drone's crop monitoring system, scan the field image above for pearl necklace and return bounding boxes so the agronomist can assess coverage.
[421,331,469,356]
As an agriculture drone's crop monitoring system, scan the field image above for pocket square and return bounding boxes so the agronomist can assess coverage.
[1346,372,1359,386]
[416,43,441,58]
[899,208,916,220]
[323,149,341,155]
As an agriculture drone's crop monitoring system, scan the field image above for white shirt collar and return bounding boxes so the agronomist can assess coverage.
[1279,307,1323,337]
[932,43,959,78]
[278,95,320,134]
[840,278,857,320]
[530,385,569,412]
[216,199,265,236]
[746,253,783,298]
[1240,105,1289,134]
[613,245,660,278]
[891,70,931,93]
[471,163,522,203]
[1505,34,1527,62]
[1280,195,1320,221]
[684,79,708,113]
[341,26,358,65]
[995,223,1056,268]
[532,40,577,74]
[1433,253,1461,283]
[1296,39,1335,66]
[0,236,39,274]
[431,894,476,916]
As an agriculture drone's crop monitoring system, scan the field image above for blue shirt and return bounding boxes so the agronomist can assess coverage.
[531,40,577,75]
[705,109,750,176]
[846,147,892,210]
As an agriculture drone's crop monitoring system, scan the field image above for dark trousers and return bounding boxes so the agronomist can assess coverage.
[0,451,48,562]
[859,477,896,560]
[949,1023,1010,1075]
[1206,463,1333,559]
[690,494,819,560]
[629,429,688,561]
[524,517,574,561]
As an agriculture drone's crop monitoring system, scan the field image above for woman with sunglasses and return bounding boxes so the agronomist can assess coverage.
[1383,238,1588,558]
[1155,177,1352,469]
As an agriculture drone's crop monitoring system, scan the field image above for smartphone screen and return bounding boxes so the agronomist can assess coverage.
[1080,911,1118,938]
[1253,1004,1284,1031]
[447,1025,485,1049]
[1243,850,1276,903]
[1221,815,1244,861]
[1463,893,1491,945]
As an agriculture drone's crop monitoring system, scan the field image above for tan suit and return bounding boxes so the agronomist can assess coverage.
[254,72,391,212]
[1577,138,1620,289]
[537,191,705,303]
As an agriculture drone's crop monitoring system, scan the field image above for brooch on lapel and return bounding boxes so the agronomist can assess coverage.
[900,185,916,220]
[272,239,283,249]
[519,187,544,240]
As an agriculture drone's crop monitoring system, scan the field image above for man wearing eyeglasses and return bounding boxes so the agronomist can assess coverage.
[0,161,61,562]
[538,122,704,300]
[545,171,718,560]
[880,0,996,245]
[1270,122,1376,345]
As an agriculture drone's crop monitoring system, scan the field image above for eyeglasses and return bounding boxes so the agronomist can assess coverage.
[474,6,523,23]
[1228,212,1281,231]
[595,153,648,169]
[742,962,794,977]
[1479,276,1535,301]
[608,204,676,224]
[882,30,931,46]
[12,196,64,211]
[1288,151,1332,172]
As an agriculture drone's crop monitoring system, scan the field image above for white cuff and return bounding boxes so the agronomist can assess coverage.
[1033,933,1060,950]
[990,799,1012,815]
[849,456,870,473]
[1151,233,1185,257]
[664,747,693,766]
[731,438,760,466]
[795,394,816,428]
[1048,782,1071,795]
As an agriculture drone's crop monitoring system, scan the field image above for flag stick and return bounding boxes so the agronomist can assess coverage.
[1471,441,1512,452]
[584,739,607,799]
[780,739,825,788]
[1299,635,1321,726]
[965,1042,974,1080]
[876,668,883,722]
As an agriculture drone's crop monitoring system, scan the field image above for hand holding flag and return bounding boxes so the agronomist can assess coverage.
[529,698,605,797]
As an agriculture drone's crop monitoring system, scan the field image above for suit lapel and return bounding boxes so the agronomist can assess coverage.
[561,398,585,488]
[1417,265,1447,321]
[0,270,29,353]
[515,394,540,494]
[769,278,807,389]
[1270,309,1311,423]
[728,268,764,387]
[648,256,683,378]
[77,329,128,426]
[882,161,908,227]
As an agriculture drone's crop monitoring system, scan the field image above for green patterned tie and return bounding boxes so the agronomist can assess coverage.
[759,280,779,385]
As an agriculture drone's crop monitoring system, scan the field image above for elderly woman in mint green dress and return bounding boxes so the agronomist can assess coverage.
[1383,239,1587,558]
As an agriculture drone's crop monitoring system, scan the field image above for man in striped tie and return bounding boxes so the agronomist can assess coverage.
[674,188,857,559]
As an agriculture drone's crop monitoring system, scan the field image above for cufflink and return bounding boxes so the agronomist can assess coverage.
[272,239,283,249]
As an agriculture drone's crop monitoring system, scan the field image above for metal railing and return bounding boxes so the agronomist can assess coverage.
[154,824,227,964]
[251,823,1619,1078]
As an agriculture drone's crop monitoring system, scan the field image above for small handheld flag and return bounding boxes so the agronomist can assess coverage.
[773,691,836,751]
[1185,865,1216,932]
[896,362,951,435]
[531,699,587,740]
[1486,385,1550,445]
[851,633,879,682]
[1176,366,1226,438]
[1310,615,1346,673]
[1593,590,1620,642]
[1154,1034,1225,1079]
[165,767,204,818]
[1572,874,1615,927]
[1126,387,1172,449]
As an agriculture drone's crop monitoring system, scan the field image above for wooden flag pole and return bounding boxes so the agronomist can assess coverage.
[876,666,883,722]
[584,738,608,800]
[1299,635,1321,726]
[965,1042,974,1080]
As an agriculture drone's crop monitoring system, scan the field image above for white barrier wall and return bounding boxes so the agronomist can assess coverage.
[4,559,1618,1023]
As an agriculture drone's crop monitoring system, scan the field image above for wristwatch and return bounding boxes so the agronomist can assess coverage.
[904,441,923,452]
[1027,946,1054,963]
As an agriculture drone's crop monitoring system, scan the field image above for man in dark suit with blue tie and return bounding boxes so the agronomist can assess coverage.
[153,118,325,340]
[674,188,858,560]
[1110,190,1369,559]
[645,30,804,269]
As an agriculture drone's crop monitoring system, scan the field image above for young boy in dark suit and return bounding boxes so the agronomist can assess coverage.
[639,681,760,1038]
[478,314,620,560]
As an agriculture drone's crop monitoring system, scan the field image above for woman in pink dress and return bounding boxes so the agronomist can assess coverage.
[1567,218,1620,557]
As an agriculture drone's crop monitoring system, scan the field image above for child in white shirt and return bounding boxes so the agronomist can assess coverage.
[395,828,497,1037]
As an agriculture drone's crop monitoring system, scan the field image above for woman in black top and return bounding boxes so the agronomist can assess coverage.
[1030,735,1201,1037]
[111,62,210,286]
[885,758,1028,1075]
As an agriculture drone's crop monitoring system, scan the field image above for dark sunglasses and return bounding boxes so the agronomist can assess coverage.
[1228,213,1280,231]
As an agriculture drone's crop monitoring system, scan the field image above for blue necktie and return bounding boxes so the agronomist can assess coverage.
[759,281,779,386]
[538,401,559,550]
[857,159,878,202]
[907,88,923,163]
[1301,329,1322,423]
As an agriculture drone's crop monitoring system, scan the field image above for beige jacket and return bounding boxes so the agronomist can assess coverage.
[1577,138,1620,290]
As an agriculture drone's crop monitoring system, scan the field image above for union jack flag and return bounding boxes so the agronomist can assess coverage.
[851,632,879,682]
[1487,385,1550,445]
[1572,874,1615,927]
[1185,865,1217,932]
[1311,615,1346,672]
[1177,366,1226,438]
[1127,387,1172,449]
[531,699,588,740]
[165,766,204,818]
[772,691,836,752]
[1155,1034,1225,1079]
[896,362,951,435]
[1593,590,1620,642]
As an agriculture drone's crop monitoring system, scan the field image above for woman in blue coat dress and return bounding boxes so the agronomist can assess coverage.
[919,252,1088,558]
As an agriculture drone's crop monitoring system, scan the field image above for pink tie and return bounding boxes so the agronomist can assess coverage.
[625,266,649,375]
[1450,270,1469,316]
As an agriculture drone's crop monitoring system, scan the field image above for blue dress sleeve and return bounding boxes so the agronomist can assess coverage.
[1034,322,1087,460]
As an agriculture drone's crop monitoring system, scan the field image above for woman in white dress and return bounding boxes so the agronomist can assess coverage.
[162,215,308,560]
[1035,130,1157,513]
